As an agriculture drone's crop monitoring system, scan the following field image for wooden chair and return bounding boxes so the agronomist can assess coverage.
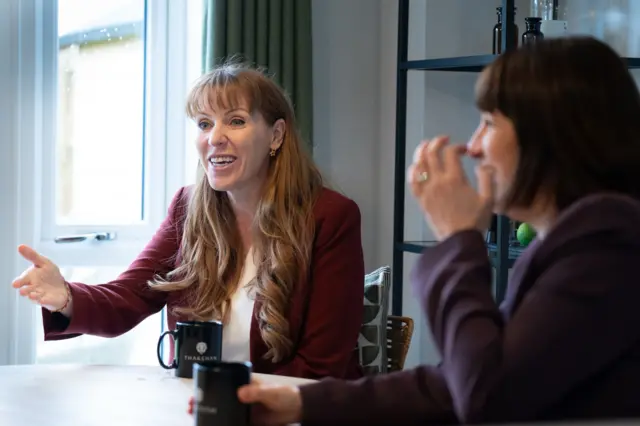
[386,315,414,372]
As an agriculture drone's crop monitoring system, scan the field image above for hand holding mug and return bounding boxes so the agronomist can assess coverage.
[12,244,69,312]
[187,379,304,426]
[407,135,495,241]
[238,380,303,426]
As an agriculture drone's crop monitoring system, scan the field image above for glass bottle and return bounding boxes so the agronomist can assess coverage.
[492,6,519,54]
[530,0,558,20]
[492,7,502,54]
[522,17,544,45]
[512,7,520,49]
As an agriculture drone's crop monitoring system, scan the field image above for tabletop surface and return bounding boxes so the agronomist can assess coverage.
[0,364,316,426]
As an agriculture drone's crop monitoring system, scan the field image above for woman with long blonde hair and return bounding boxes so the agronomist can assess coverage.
[13,63,365,379]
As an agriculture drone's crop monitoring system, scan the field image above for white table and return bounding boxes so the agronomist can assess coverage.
[0,364,316,426]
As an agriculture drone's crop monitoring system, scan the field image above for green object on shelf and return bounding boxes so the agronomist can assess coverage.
[516,222,537,246]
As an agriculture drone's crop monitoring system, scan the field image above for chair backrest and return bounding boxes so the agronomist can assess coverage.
[386,315,414,372]
[356,266,391,375]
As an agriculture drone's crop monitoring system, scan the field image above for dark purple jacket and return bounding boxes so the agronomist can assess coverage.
[299,193,640,425]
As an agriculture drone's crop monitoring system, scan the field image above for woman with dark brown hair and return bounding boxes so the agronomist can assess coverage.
[229,36,640,424]
[12,63,365,380]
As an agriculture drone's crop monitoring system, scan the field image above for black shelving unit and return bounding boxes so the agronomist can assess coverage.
[391,0,640,316]
[391,0,518,316]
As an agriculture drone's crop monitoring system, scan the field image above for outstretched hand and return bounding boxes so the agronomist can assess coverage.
[407,135,495,241]
[12,245,69,312]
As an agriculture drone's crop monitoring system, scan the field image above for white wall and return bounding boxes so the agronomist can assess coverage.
[311,0,381,272]
[312,0,435,368]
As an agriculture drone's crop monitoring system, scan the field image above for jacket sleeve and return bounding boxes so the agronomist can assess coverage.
[299,365,456,426]
[43,187,188,340]
[415,228,640,423]
[271,198,365,379]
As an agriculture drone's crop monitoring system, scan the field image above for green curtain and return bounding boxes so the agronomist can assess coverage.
[202,0,313,151]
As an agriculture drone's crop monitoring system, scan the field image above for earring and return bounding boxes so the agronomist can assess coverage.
[269,148,277,157]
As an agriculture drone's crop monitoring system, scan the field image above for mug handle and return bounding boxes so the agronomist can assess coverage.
[157,330,178,369]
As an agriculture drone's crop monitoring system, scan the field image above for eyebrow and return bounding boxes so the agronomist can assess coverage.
[195,108,250,119]
[227,108,249,113]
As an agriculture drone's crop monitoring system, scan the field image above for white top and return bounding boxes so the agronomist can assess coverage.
[221,248,257,362]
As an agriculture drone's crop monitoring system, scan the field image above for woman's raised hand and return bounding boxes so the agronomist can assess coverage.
[407,135,495,241]
[12,244,69,312]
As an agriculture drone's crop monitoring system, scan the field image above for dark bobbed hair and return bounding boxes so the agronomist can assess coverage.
[475,36,640,211]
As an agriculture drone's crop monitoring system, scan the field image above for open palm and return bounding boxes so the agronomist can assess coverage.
[12,244,68,311]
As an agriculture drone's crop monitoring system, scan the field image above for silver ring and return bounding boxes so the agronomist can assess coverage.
[417,171,428,183]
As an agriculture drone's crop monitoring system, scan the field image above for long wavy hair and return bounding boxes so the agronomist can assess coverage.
[150,63,323,362]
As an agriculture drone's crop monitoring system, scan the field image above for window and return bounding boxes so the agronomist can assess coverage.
[33,0,161,366]
[56,0,146,226]
[6,0,197,365]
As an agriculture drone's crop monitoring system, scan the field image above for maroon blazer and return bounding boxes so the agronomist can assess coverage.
[299,193,640,424]
[43,186,365,380]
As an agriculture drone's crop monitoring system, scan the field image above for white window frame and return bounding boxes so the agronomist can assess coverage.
[0,0,191,365]
[37,0,179,265]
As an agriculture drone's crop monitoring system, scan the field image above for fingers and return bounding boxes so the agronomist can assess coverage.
[18,245,48,268]
[476,165,496,203]
[406,164,423,198]
[17,283,42,301]
[237,383,263,403]
[12,269,42,304]
[409,141,428,187]
[13,268,45,304]
[13,283,46,306]
[12,269,31,289]
[442,144,467,179]
[412,140,429,164]
[237,382,276,404]
[12,268,45,305]
[27,289,45,303]
[12,248,60,309]
[18,284,37,297]
[422,135,449,174]
[410,136,466,185]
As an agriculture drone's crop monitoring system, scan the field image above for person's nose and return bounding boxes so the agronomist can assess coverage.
[466,130,483,159]
[207,124,226,147]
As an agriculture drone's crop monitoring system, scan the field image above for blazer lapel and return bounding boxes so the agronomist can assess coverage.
[500,238,543,318]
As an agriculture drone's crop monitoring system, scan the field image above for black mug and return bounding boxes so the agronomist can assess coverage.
[156,320,223,378]
[193,361,252,426]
